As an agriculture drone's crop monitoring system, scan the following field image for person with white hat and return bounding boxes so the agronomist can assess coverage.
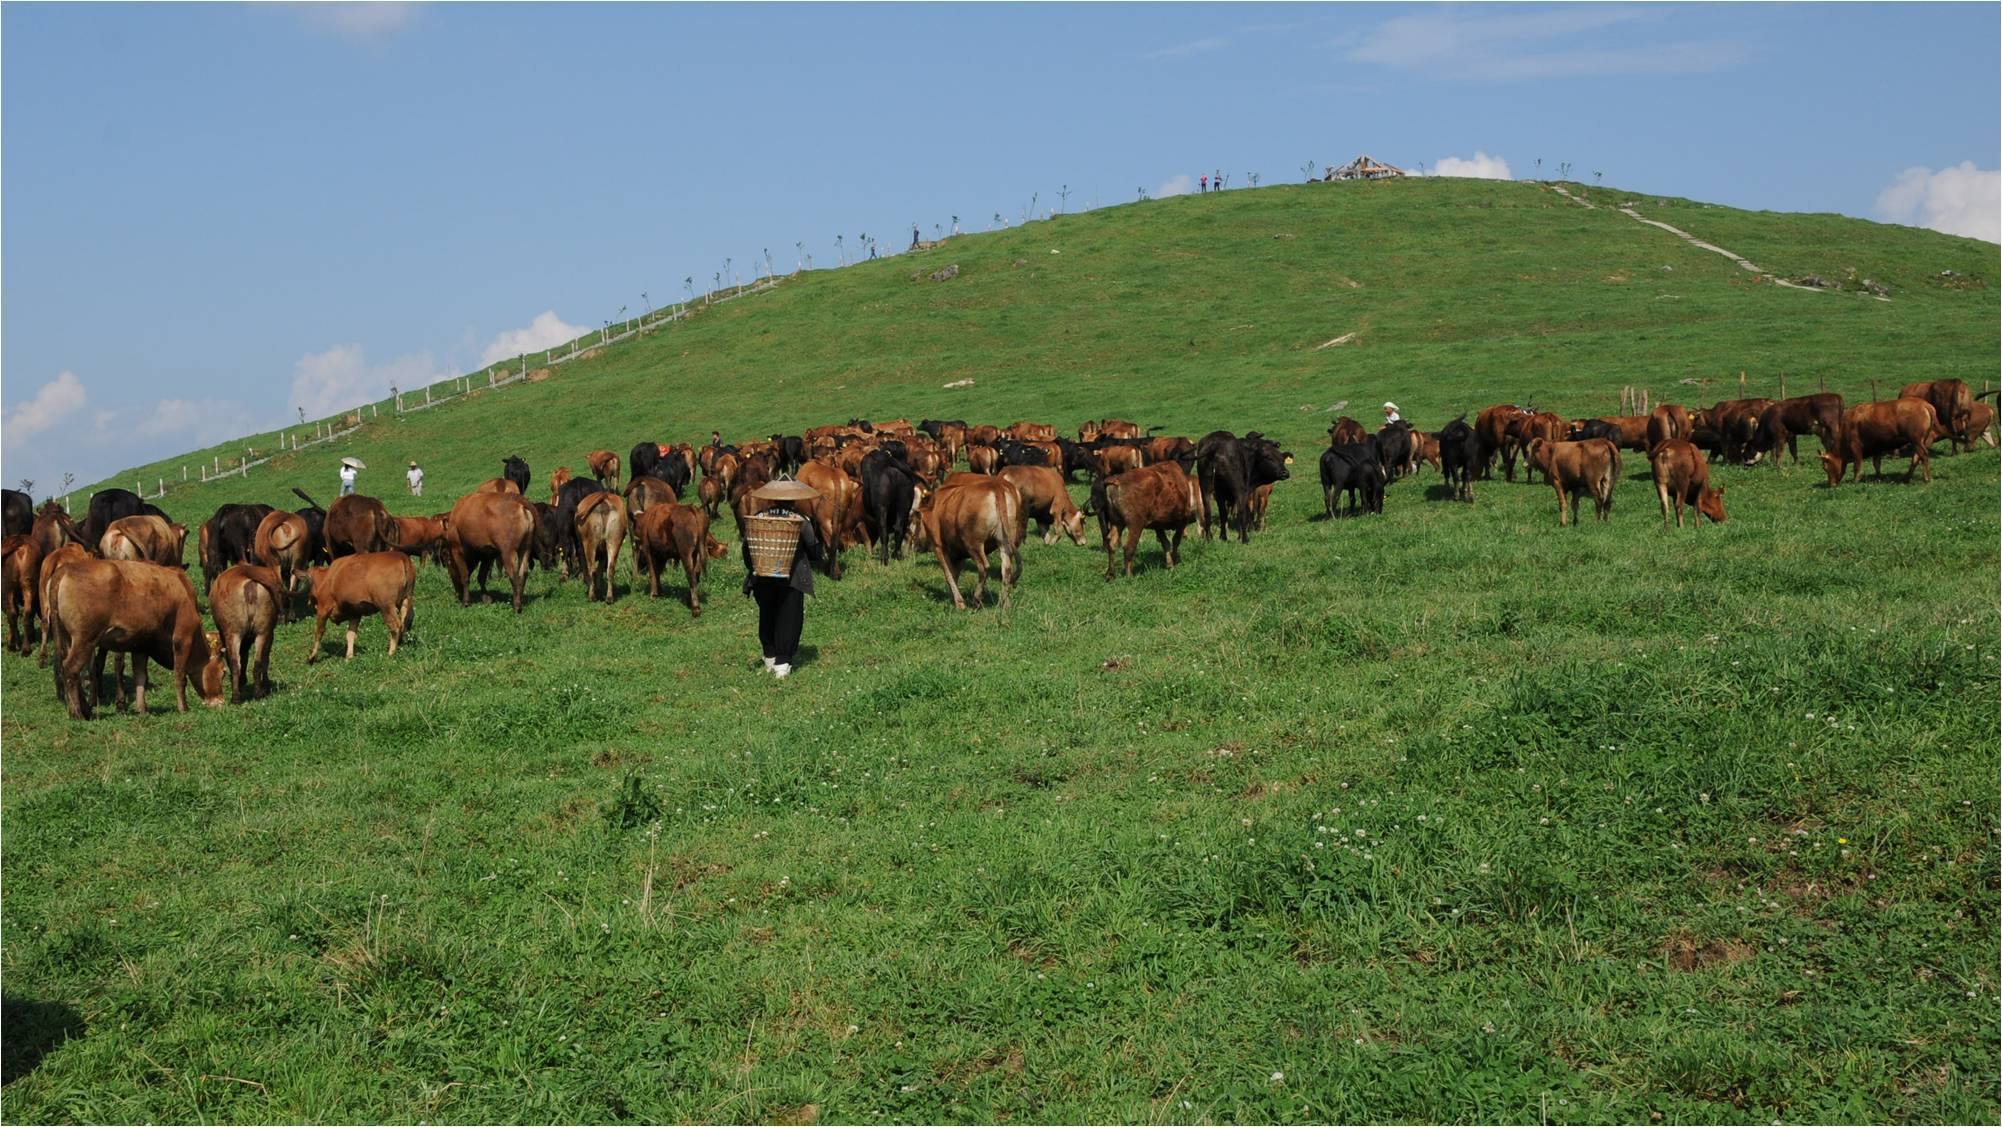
[740,478,824,679]
[1382,402,1403,425]
[406,460,424,497]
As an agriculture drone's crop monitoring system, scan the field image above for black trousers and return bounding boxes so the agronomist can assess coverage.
[751,581,804,663]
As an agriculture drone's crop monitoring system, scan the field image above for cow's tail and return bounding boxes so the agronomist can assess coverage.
[1978,389,1999,402]
[291,487,323,511]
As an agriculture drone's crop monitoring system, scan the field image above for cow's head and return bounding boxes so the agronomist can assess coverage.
[1697,485,1727,523]
[1817,450,1846,487]
[1058,505,1087,546]
[704,534,727,561]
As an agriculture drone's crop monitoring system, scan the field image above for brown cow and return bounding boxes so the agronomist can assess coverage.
[1092,442,1146,477]
[1505,412,1567,482]
[1820,399,1937,485]
[574,492,628,602]
[632,503,726,615]
[997,465,1086,545]
[1098,419,1142,439]
[1327,417,1369,446]
[967,444,1002,475]
[209,563,282,701]
[444,490,535,611]
[303,551,416,663]
[1965,400,1996,449]
[35,544,89,667]
[586,449,621,489]
[1899,379,1974,446]
[1750,393,1845,467]
[1094,460,1201,579]
[31,501,80,558]
[1573,414,1651,451]
[1006,421,1056,443]
[935,422,967,464]
[1143,435,1196,468]
[1646,404,1692,452]
[388,515,448,561]
[914,478,1024,609]
[795,459,858,579]
[47,558,222,717]
[1706,398,1775,464]
[253,510,312,621]
[1474,405,1531,479]
[697,475,727,519]
[966,424,1002,446]
[3,534,41,653]
[624,474,677,516]
[475,477,523,495]
[1248,482,1275,531]
[1650,439,1726,527]
[325,494,393,557]
[99,514,188,567]
[1410,432,1441,474]
[1526,438,1621,525]
[549,467,573,503]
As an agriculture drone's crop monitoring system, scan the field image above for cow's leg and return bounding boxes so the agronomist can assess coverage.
[477,557,494,602]
[226,631,246,703]
[447,547,470,606]
[1101,521,1119,581]
[1913,448,1929,483]
[967,544,990,609]
[306,608,329,664]
[1674,489,1687,529]
[104,650,125,711]
[1656,481,1672,529]
[506,547,527,614]
[57,635,93,720]
[381,605,401,655]
[937,550,967,610]
[1551,482,1568,526]
[345,620,358,660]
[133,655,149,714]
[251,629,272,699]
[999,544,1017,609]
[683,555,701,616]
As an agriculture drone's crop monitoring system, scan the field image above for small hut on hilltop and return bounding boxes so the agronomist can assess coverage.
[1324,155,1406,181]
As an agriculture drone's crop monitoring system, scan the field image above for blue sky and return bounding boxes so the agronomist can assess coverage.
[4,2,1997,495]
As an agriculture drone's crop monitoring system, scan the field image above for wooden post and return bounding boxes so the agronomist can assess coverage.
[158,478,163,495]
[1820,374,1826,393]
[1643,388,1651,413]
[182,466,188,481]
[1871,378,1879,402]
[426,387,432,405]
[1778,370,1786,400]
[1738,370,1746,398]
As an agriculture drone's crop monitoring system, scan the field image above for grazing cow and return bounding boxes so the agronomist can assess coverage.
[3,535,41,653]
[502,455,531,495]
[1320,443,1384,516]
[548,466,573,503]
[794,459,858,578]
[1327,417,1369,447]
[1899,379,1974,446]
[100,515,188,567]
[528,502,565,572]
[1098,419,1142,439]
[325,494,394,557]
[629,440,665,484]
[1570,415,1650,451]
[1086,438,1146,479]
[1006,421,1057,442]
[966,424,1002,447]
[388,514,449,562]
[1525,438,1621,525]
[997,464,1086,545]
[914,478,1024,609]
[198,503,275,592]
[585,449,621,490]
[1964,400,1997,449]
[1473,405,1531,480]
[47,558,222,717]
[1092,461,1201,579]
[303,551,416,663]
[967,443,1002,475]
[551,475,606,573]
[81,488,161,554]
[1650,439,1726,527]
[252,510,312,620]
[1374,422,1417,481]
[1436,415,1479,502]
[1706,398,1775,464]
[1143,435,1198,471]
[209,563,282,701]
[624,474,678,517]
[35,545,90,667]
[445,490,536,611]
[3,489,31,539]
[1646,404,1693,452]
[1819,399,1937,485]
[574,492,628,602]
[860,449,920,563]
[632,503,726,615]
[1504,412,1567,483]
[1197,431,1291,543]
[1410,431,1441,474]
[1749,393,1845,467]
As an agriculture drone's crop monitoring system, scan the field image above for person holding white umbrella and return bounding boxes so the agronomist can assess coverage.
[338,456,366,497]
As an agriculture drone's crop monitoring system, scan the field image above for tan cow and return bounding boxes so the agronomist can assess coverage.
[445,491,536,612]
[997,465,1086,545]
[474,477,523,495]
[914,478,1024,609]
[304,551,416,663]
[99,514,188,567]
[1650,439,1726,527]
[574,492,628,603]
[1646,404,1693,452]
[35,544,90,667]
[3,534,42,653]
[632,503,726,616]
[253,510,312,621]
[209,563,283,701]
[1526,438,1621,525]
[586,449,621,490]
[47,557,222,718]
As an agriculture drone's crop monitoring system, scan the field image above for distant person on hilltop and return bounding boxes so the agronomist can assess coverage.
[1200,174,1208,193]
[1214,169,1223,190]
[406,460,423,497]
[339,461,358,497]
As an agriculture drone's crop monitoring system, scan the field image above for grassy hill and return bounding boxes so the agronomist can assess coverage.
[5,177,1997,1123]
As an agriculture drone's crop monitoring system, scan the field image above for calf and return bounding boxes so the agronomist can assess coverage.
[1526,438,1620,525]
[574,492,629,602]
[47,558,222,718]
[209,563,282,701]
[1649,439,1726,527]
[998,464,1086,545]
[100,514,188,567]
[1092,461,1201,579]
[915,478,1024,609]
[1436,415,1479,502]
[252,510,312,621]
[3,535,41,653]
[1965,400,1997,449]
[632,502,726,616]
[586,449,621,490]
[1820,399,1937,485]
[446,490,536,611]
[1320,443,1384,516]
[304,551,416,663]
[325,494,394,557]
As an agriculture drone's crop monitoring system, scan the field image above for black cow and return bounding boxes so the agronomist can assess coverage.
[502,455,530,495]
[528,501,565,572]
[859,449,920,564]
[551,475,604,576]
[3,489,31,539]
[1320,443,1384,516]
[999,440,1050,468]
[1054,438,1101,482]
[629,441,664,484]
[770,435,807,474]
[81,489,167,553]
[919,419,966,441]
[1373,422,1415,482]
[289,487,331,564]
[1197,431,1291,543]
[1436,415,1479,502]
[200,502,275,592]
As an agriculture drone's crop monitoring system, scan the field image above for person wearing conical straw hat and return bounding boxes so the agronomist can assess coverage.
[338,457,362,497]
[741,478,823,679]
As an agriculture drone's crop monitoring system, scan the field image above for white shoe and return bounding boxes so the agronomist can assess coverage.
[762,657,776,671]
[772,663,792,679]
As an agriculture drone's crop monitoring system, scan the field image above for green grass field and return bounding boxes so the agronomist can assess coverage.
[4,177,1997,1123]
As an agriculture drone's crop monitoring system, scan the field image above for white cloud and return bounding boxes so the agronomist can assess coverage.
[1429,152,1514,180]
[1146,37,1228,61]
[1343,6,1744,81]
[1875,163,2000,244]
[480,311,589,366]
[291,343,450,419]
[1157,174,1194,198]
[3,371,87,448]
[295,2,419,42]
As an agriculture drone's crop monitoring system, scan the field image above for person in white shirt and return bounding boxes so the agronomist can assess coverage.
[1383,401,1403,426]
[406,460,424,496]
[339,462,358,496]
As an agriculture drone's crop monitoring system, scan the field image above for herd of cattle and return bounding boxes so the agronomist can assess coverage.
[0,377,1990,720]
